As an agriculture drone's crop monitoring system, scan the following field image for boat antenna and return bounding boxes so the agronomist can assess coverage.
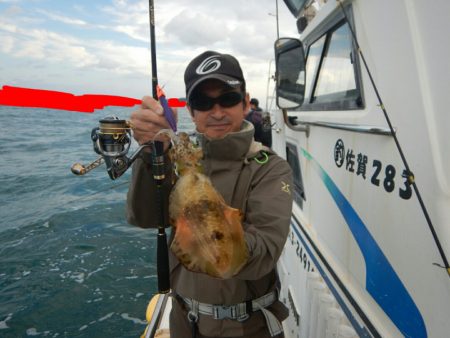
[149,0,171,293]
[336,0,450,278]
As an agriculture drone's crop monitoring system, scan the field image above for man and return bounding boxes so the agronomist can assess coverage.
[246,98,272,148]
[127,51,293,338]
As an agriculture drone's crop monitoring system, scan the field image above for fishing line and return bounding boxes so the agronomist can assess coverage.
[59,180,131,209]
[159,60,185,91]
[337,0,450,277]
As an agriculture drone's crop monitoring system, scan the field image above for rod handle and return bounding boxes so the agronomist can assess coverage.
[151,141,165,181]
[157,231,171,293]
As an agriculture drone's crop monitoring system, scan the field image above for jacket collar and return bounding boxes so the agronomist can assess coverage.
[197,120,261,161]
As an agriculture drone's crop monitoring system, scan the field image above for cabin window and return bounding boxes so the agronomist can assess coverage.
[301,20,363,110]
[305,35,326,101]
[286,142,305,208]
[313,24,357,103]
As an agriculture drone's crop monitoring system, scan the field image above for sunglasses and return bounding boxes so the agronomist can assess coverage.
[189,91,244,111]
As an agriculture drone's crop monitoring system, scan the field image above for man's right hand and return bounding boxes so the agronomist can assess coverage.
[130,96,178,150]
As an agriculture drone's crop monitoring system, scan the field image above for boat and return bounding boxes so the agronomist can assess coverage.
[143,0,450,336]
[272,0,450,337]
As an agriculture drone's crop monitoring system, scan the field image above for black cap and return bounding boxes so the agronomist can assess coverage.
[250,98,259,106]
[184,51,245,101]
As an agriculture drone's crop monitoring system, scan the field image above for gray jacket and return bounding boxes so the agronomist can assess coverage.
[126,121,293,336]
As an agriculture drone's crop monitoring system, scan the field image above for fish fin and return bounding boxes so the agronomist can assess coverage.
[171,216,221,277]
[222,207,249,277]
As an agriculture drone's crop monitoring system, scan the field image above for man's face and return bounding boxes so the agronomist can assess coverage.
[188,80,250,139]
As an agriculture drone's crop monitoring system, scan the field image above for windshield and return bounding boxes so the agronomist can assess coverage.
[283,0,308,17]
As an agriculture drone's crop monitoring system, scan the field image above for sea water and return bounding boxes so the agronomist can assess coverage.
[0,105,195,337]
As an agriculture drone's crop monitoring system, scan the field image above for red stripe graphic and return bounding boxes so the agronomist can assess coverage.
[0,85,186,113]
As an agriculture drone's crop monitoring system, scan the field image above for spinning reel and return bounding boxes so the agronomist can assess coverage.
[71,116,148,180]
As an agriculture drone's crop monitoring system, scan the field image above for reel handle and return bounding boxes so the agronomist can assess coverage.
[71,116,148,180]
[71,157,104,175]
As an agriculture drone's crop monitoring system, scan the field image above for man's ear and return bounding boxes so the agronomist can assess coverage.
[243,93,251,112]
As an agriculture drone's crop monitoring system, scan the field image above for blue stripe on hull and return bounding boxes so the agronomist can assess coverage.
[301,148,426,338]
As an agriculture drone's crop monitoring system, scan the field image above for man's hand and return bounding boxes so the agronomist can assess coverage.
[130,96,178,150]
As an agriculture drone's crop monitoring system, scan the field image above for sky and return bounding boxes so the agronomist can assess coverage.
[0,0,299,109]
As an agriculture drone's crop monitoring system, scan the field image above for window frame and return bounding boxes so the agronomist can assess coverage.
[295,6,365,112]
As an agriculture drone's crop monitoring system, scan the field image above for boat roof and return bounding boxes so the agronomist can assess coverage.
[283,0,308,17]
[283,0,328,33]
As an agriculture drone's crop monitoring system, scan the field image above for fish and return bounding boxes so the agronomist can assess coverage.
[167,131,248,279]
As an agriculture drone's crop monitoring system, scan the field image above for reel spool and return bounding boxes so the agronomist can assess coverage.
[71,116,146,180]
[93,117,132,157]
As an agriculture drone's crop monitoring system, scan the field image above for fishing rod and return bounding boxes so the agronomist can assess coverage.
[148,0,171,294]
[71,0,176,294]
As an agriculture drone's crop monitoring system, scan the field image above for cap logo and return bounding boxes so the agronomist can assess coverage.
[227,80,240,85]
[196,55,221,75]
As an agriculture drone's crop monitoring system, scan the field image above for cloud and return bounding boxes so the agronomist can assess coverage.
[36,9,88,26]
[89,40,148,74]
[0,19,150,73]
[0,33,13,53]
[165,10,231,47]
[100,0,149,42]
[228,20,276,60]
[0,0,298,104]
[0,22,95,67]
